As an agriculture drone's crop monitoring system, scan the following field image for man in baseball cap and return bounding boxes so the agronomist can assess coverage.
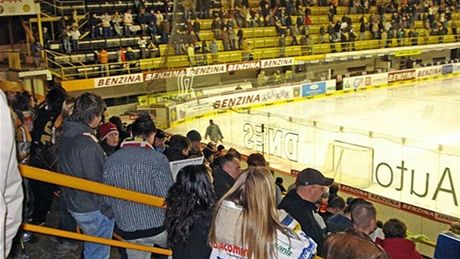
[279,168,334,257]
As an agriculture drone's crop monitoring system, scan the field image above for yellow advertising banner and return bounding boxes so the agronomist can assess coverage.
[61,79,94,92]
[394,50,422,57]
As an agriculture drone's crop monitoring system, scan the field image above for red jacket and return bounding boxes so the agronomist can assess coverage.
[376,238,423,259]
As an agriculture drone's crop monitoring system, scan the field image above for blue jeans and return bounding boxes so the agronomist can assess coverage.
[69,210,115,259]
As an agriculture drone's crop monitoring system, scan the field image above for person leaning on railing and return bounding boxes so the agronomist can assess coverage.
[103,114,174,259]
[57,93,115,259]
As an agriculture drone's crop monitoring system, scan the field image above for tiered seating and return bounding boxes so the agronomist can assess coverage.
[42,0,460,78]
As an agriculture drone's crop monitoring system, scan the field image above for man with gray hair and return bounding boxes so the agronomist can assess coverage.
[324,200,390,259]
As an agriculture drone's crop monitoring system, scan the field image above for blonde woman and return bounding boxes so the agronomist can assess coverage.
[209,166,317,259]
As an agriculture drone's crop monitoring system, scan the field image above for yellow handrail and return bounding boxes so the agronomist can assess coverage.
[19,165,165,208]
[19,164,169,255]
[22,224,172,255]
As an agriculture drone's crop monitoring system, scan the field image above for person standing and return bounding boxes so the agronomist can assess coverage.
[103,114,174,259]
[99,48,108,74]
[204,119,223,143]
[278,168,334,257]
[98,122,119,157]
[186,130,203,157]
[70,26,81,52]
[165,165,215,259]
[213,154,241,199]
[0,89,24,258]
[209,167,317,259]
[57,93,114,259]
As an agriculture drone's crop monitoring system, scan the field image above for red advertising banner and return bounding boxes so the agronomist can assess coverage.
[388,69,416,83]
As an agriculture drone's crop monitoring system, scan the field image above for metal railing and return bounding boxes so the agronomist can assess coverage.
[40,0,86,17]
[18,158,436,257]
[19,164,170,255]
[52,34,459,80]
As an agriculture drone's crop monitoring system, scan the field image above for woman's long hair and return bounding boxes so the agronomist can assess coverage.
[165,164,216,247]
[209,166,287,259]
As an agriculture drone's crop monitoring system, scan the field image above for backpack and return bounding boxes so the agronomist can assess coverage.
[29,105,61,171]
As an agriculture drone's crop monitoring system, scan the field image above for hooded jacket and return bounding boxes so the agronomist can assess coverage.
[278,189,326,256]
[57,120,113,218]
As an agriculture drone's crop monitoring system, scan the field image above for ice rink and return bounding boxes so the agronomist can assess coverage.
[169,76,460,218]
[260,77,460,149]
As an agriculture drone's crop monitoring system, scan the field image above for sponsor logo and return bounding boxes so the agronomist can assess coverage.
[261,58,294,68]
[401,204,435,218]
[301,82,326,96]
[388,70,416,83]
[372,73,388,85]
[186,64,226,76]
[275,243,294,256]
[212,243,248,257]
[368,193,401,208]
[144,69,186,81]
[260,88,290,102]
[177,74,194,96]
[213,94,261,109]
[95,73,143,88]
[442,64,453,75]
[435,213,460,223]
[416,67,442,78]
[227,61,261,72]
[340,185,369,198]
[243,122,299,162]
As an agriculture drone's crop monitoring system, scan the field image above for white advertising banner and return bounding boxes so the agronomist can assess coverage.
[94,73,144,88]
[0,0,40,16]
[169,80,336,122]
[220,112,460,220]
[171,84,300,121]
[416,65,443,79]
[169,157,204,181]
[261,58,294,68]
[343,73,388,90]
[186,64,226,76]
[227,61,261,72]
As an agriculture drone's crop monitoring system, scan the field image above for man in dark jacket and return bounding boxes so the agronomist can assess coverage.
[57,93,114,259]
[278,168,333,257]
[213,154,241,199]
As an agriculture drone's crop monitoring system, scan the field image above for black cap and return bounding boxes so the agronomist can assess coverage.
[295,168,334,187]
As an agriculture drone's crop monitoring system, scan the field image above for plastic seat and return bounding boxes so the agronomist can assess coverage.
[433,233,460,259]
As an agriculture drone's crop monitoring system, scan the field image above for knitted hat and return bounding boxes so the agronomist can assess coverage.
[99,122,118,140]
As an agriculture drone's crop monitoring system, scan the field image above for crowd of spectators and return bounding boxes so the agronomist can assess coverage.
[1,81,435,258]
[42,0,460,63]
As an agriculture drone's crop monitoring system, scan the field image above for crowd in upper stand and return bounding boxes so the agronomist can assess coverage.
[2,81,444,258]
[40,0,460,65]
